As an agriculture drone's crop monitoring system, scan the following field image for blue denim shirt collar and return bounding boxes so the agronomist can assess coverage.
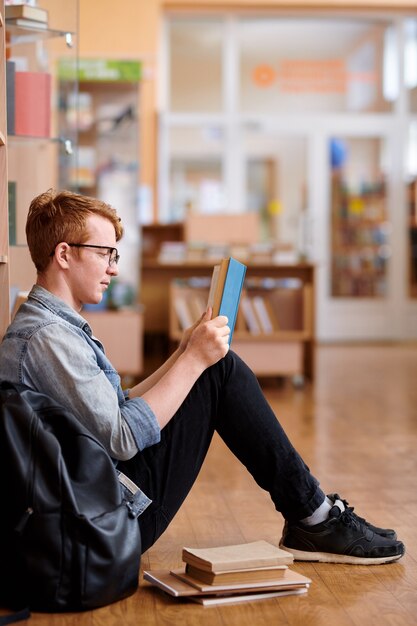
[29,285,93,335]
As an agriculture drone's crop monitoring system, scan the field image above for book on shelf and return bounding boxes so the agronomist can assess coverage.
[182,540,294,573]
[8,181,17,246]
[207,257,247,344]
[5,4,48,23]
[173,295,194,330]
[240,295,261,334]
[158,241,187,264]
[5,17,48,30]
[188,293,206,322]
[69,146,97,188]
[14,71,51,137]
[6,61,15,136]
[66,91,93,132]
[252,295,278,333]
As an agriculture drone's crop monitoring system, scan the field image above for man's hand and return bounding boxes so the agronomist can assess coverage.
[184,308,230,369]
[178,311,206,353]
[140,307,230,429]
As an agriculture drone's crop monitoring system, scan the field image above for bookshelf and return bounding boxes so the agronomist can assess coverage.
[58,59,141,198]
[56,59,144,377]
[330,172,389,298]
[1,0,78,341]
[0,1,10,339]
[167,266,315,382]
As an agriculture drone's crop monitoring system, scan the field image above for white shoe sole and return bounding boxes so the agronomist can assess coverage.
[280,545,404,565]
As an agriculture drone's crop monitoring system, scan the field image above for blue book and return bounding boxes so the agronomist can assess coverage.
[207,257,247,345]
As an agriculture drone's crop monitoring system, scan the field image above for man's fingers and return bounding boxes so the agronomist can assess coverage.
[212,315,228,327]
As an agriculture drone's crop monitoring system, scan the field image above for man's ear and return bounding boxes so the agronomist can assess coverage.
[54,242,71,269]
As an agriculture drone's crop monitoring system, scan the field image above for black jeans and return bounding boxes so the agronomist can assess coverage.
[118,351,325,553]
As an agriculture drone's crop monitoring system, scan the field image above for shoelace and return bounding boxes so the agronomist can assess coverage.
[337,496,368,526]
[332,494,368,531]
[337,507,363,530]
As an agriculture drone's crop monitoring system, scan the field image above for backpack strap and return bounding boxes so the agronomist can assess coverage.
[0,608,31,624]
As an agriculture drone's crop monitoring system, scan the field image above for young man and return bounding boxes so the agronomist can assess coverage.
[0,189,404,563]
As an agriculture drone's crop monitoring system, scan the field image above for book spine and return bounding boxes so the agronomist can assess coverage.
[8,182,17,246]
[218,258,246,343]
[174,296,193,330]
[252,296,274,333]
[15,72,51,137]
[241,296,261,334]
[5,4,49,22]
[6,61,15,135]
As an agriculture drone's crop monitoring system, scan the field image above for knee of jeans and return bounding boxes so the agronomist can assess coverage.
[225,349,253,377]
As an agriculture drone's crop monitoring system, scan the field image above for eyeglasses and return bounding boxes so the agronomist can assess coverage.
[67,243,120,267]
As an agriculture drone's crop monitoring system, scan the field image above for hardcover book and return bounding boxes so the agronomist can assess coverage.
[14,72,51,137]
[191,587,308,606]
[5,4,48,23]
[252,295,277,333]
[143,569,310,606]
[170,566,310,594]
[185,563,288,586]
[182,540,293,573]
[5,17,48,30]
[207,257,247,344]
[241,295,261,334]
[6,61,15,136]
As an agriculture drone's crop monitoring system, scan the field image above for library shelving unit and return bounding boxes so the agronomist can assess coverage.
[58,58,141,198]
[330,172,389,298]
[1,0,78,340]
[162,261,315,383]
[0,1,9,339]
[57,58,144,378]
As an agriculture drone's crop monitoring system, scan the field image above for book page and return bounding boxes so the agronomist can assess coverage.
[207,264,220,309]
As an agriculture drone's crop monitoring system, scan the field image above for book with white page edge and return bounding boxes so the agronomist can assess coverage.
[170,566,310,593]
[182,539,294,572]
[143,569,310,600]
[190,587,308,606]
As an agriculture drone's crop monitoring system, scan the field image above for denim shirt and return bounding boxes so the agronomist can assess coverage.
[0,285,161,515]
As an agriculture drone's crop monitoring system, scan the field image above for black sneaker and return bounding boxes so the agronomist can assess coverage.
[327,493,397,539]
[280,502,405,565]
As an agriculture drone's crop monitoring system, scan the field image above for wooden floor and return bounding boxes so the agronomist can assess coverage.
[2,343,417,625]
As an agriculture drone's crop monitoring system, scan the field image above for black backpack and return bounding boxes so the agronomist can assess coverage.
[0,384,142,619]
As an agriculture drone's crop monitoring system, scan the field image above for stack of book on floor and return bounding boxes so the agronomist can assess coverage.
[143,540,311,606]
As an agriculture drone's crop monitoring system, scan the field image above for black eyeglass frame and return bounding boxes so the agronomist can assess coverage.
[66,243,120,266]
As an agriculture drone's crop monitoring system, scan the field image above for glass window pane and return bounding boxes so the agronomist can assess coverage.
[405,19,417,113]
[239,17,394,114]
[169,19,223,112]
[168,126,225,221]
[330,137,390,298]
[243,128,308,258]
